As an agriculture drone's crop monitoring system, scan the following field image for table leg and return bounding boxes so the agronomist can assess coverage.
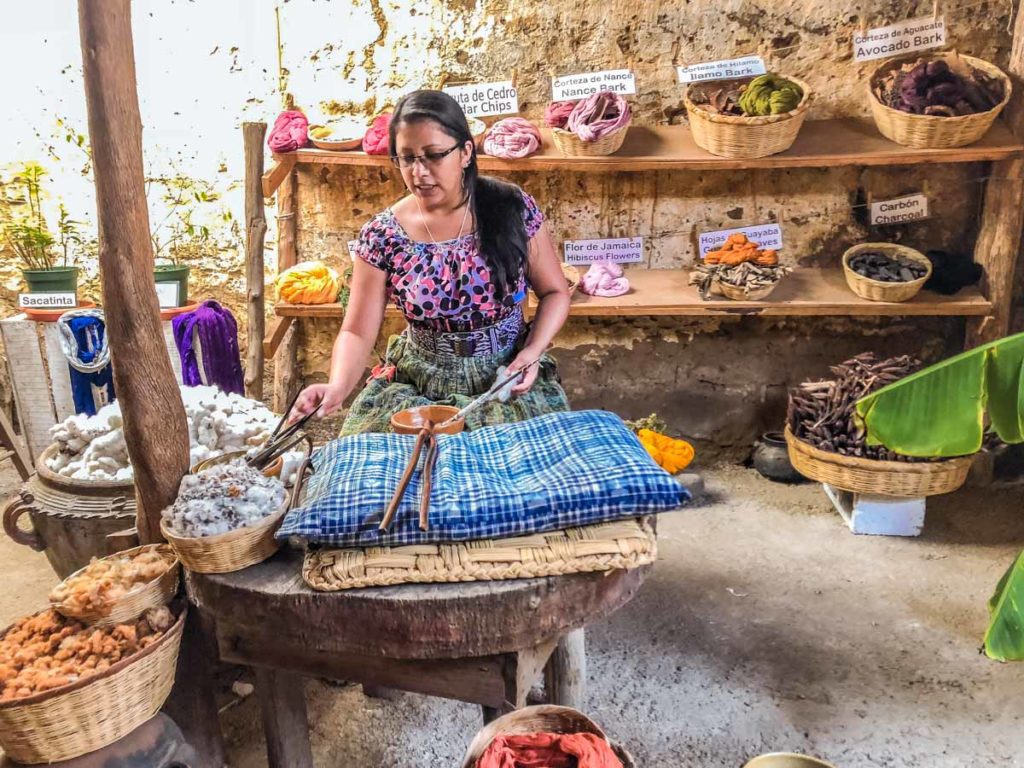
[256,668,314,768]
[544,629,586,709]
[163,611,225,768]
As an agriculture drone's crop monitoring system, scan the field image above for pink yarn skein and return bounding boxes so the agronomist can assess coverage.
[580,262,630,297]
[362,113,392,155]
[544,100,579,129]
[267,110,309,153]
[566,91,631,142]
[483,118,542,159]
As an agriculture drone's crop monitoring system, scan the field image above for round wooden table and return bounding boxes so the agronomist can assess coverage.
[187,548,649,767]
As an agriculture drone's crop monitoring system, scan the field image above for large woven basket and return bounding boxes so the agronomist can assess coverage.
[304,517,656,591]
[842,243,932,303]
[461,705,635,768]
[551,125,629,156]
[51,544,180,626]
[718,279,780,301]
[0,604,185,764]
[784,426,972,497]
[868,53,1011,149]
[160,498,288,574]
[685,75,812,158]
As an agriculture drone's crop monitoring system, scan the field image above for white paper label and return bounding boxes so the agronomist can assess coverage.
[18,292,76,309]
[563,237,644,265]
[677,55,766,84]
[853,16,946,62]
[155,282,179,309]
[869,194,929,225]
[698,224,783,258]
[443,80,519,118]
[552,69,636,100]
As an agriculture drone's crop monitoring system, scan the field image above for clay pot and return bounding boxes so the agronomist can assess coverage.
[752,431,806,483]
[391,405,465,435]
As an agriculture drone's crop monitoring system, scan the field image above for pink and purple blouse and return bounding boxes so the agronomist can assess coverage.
[355,189,545,332]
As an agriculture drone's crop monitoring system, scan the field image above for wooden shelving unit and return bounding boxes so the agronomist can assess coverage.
[273,268,991,323]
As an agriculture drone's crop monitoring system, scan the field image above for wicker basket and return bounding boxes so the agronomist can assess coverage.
[551,125,629,157]
[304,517,656,591]
[784,426,973,497]
[160,498,288,574]
[842,243,932,303]
[461,705,635,768]
[718,279,780,301]
[868,53,1011,149]
[685,75,812,159]
[529,263,580,303]
[50,544,180,626]
[0,604,185,764]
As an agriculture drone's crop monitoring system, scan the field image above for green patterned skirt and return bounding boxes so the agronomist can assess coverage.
[340,332,570,435]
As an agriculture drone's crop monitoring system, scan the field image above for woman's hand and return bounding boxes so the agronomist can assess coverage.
[288,383,347,423]
[507,350,542,396]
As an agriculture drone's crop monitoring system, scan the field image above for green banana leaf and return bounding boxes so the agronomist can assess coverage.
[984,550,1024,661]
[855,332,1024,457]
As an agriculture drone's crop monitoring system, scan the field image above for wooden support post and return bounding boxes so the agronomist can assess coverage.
[544,629,586,709]
[256,667,314,768]
[277,170,298,272]
[78,0,190,544]
[244,122,268,400]
[273,320,301,413]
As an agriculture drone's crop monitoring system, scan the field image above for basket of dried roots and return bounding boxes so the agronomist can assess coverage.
[785,353,973,496]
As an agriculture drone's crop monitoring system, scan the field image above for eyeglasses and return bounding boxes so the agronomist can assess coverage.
[390,143,462,169]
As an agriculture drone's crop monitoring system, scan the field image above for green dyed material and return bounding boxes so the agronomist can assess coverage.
[739,74,803,116]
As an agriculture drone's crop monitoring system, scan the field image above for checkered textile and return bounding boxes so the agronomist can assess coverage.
[277,410,689,547]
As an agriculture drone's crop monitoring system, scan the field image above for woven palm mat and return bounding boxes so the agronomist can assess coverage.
[302,517,657,591]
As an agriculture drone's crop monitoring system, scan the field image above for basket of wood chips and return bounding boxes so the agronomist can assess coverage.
[49,544,180,627]
[0,603,184,763]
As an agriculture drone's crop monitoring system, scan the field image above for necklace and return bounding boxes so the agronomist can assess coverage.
[414,195,472,246]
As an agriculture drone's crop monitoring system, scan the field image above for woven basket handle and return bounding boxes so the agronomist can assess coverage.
[289,456,314,510]
[3,492,44,551]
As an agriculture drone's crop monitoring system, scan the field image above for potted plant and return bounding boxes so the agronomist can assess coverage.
[854,332,1024,660]
[1,163,80,294]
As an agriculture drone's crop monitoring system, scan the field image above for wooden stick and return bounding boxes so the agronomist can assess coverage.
[263,315,294,358]
[277,169,298,272]
[380,427,431,531]
[78,0,190,544]
[419,424,437,531]
[244,121,268,401]
[262,155,295,197]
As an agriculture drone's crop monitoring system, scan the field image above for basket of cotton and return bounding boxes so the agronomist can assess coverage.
[159,460,289,574]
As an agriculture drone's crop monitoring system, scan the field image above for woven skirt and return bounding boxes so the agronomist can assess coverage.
[340,332,570,435]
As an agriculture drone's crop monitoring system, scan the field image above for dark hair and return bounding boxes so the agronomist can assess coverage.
[390,90,528,300]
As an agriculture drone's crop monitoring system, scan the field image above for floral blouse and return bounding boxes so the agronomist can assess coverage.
[355,188,545,332]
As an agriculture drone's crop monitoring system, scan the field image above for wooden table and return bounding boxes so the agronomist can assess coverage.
[186,548,649,767]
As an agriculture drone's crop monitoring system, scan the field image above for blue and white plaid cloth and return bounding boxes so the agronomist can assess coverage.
[277,410,689,547]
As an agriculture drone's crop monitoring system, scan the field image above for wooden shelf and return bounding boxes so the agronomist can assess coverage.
[273,119,1021,177]
[275,268,991,320]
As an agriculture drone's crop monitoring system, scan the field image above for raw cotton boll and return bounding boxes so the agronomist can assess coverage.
[163,460,286,538]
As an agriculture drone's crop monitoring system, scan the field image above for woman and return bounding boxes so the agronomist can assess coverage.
[291,90,571,433]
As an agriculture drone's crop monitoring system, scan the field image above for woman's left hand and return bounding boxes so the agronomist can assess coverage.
[507,350,542,396]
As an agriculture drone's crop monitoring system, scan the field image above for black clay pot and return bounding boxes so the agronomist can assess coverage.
[752,431,807,483]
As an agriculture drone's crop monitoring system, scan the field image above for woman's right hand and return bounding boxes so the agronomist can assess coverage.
[288,383,347,423]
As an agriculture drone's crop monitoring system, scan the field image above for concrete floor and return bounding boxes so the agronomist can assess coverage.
[2,463,1023,767]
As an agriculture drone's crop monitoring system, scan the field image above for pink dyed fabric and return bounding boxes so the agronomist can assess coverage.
[267,110,309,153]
[484,118,542,159]
[580,262,630,297]
[566,92,631,142]
[363,113,392,155]
[544,100,579,129]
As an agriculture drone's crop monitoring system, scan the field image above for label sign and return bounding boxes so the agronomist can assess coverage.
[347,239,359,259]
[155,282,179,309]
[869,194,929,225]
[443,80,519,118]
[853,16,946,62]
[18,292,76,309]
[677,55,766,84]
[563,237,644,265]
[552,69,636,100]
[699,224,783,258]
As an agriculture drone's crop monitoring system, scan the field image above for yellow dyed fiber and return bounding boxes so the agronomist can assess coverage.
[276,261,342,304]
[738,74,803,116]
[637,429,695,474]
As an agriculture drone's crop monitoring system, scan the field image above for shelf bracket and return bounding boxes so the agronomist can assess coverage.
[262,155,297,198]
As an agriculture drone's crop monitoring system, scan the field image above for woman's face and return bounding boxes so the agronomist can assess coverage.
[393,119,473,207]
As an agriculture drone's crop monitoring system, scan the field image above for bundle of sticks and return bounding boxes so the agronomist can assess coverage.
[786,352,922,461]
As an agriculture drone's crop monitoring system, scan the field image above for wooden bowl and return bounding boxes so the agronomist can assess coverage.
[307,123,364,151]
[390,405,464,435]
[744,753,837,768]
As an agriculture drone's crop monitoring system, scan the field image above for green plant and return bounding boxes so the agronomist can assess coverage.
[1,162,59,270]
[854,332,1024,660]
